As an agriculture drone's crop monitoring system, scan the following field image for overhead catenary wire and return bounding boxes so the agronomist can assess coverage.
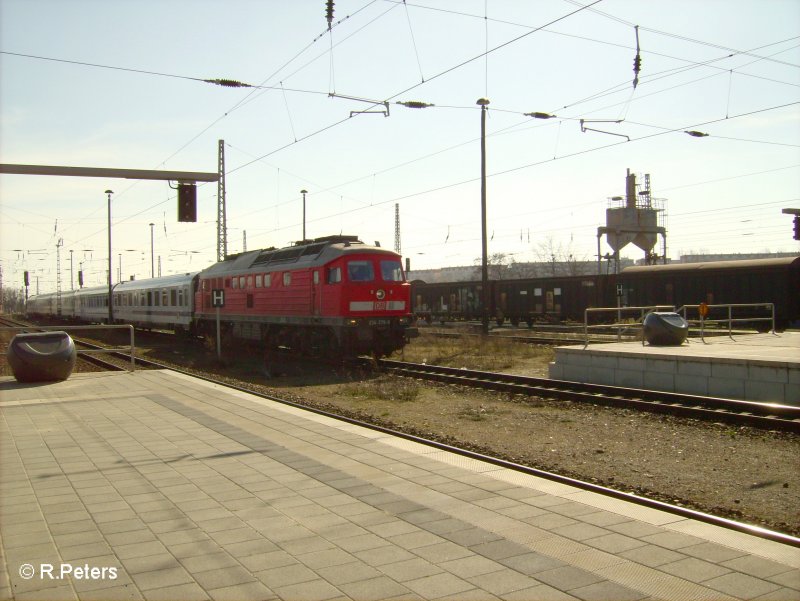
[6,3,798,278]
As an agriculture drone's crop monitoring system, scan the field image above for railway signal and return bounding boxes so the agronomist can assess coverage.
[178,183,197,222]
[782,208,800,241]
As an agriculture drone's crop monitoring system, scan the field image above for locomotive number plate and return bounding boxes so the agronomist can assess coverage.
[374,301,387,311]
[368,319,389,326]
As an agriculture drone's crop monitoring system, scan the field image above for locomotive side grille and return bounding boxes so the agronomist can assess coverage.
[251,242,329,267]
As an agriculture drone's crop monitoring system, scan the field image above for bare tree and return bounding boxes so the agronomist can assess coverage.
[532,236,588,276]
[473,252,510,280]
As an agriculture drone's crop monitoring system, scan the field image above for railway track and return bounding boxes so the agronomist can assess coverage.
[378,359,800,433]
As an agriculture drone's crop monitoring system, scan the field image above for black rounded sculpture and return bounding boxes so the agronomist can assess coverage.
[643,312,688,346]
[7,331,77,382]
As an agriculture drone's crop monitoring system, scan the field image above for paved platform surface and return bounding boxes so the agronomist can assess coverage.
[1,369,799,601]
[583,332,800,365]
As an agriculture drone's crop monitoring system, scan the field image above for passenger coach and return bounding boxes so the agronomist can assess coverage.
[112,272,198,333]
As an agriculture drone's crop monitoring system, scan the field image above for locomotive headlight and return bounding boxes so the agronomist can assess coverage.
[346,319,359,326]
[376,289,386,300]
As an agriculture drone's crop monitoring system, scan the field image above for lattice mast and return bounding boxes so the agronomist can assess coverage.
[394,203,401,254]
[217,139,228,262]
[56,238,63,315]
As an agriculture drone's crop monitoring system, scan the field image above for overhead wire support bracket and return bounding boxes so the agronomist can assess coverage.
[329,92,390,117]
[580,119,630,141]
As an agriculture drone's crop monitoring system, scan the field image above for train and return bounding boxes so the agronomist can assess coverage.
[411,256,800,330]
[26,235,418,358]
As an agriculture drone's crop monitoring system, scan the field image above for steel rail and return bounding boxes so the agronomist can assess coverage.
[379,359,800,433]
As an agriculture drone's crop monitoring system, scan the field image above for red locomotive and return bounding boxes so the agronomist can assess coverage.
[194,235,417,357]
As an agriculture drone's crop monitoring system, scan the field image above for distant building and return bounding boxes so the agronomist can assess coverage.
[408,252,797,283]
[676,252,798,263]
[408,258,634,283]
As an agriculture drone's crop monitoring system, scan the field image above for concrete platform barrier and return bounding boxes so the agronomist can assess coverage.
[7,331,76,382]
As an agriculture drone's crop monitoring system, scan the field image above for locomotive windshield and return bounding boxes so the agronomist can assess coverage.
[348,260,374,282]
[381,260,404,282]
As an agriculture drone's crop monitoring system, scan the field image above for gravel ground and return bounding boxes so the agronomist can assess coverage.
[2,324,798,537]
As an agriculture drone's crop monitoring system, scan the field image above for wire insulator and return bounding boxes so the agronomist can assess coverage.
[204,78,253,88]
[326,0,335,30]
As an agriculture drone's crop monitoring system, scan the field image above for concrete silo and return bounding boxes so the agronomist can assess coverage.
[597,170,667,274]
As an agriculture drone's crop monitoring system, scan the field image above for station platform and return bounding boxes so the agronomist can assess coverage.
[1,370,798,601]
[549,331,800,404]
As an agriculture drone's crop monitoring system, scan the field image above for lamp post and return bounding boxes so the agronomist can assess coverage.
[477,98,490,335]
[301,189,308,241]
[149,223,155,278]
[105,189,113,323]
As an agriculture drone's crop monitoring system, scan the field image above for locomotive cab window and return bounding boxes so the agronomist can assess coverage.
[380,260,404,282]
[348,261,374,282]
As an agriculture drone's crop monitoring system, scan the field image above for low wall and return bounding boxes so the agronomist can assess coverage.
[549,346,799,404]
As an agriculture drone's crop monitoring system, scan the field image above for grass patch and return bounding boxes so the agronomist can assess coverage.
[395,332,554,372]
[339,375,420,402]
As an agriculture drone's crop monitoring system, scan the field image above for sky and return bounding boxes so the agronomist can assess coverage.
[1,0,799,294]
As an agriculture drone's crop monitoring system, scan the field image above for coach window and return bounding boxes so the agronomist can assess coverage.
[380,260,404,281]
[162,290,169,306]
[171,290,177,306]
[348,261,374,282]
[327,266,341,284]
[154,291,160,307]
[283,272,291,286]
